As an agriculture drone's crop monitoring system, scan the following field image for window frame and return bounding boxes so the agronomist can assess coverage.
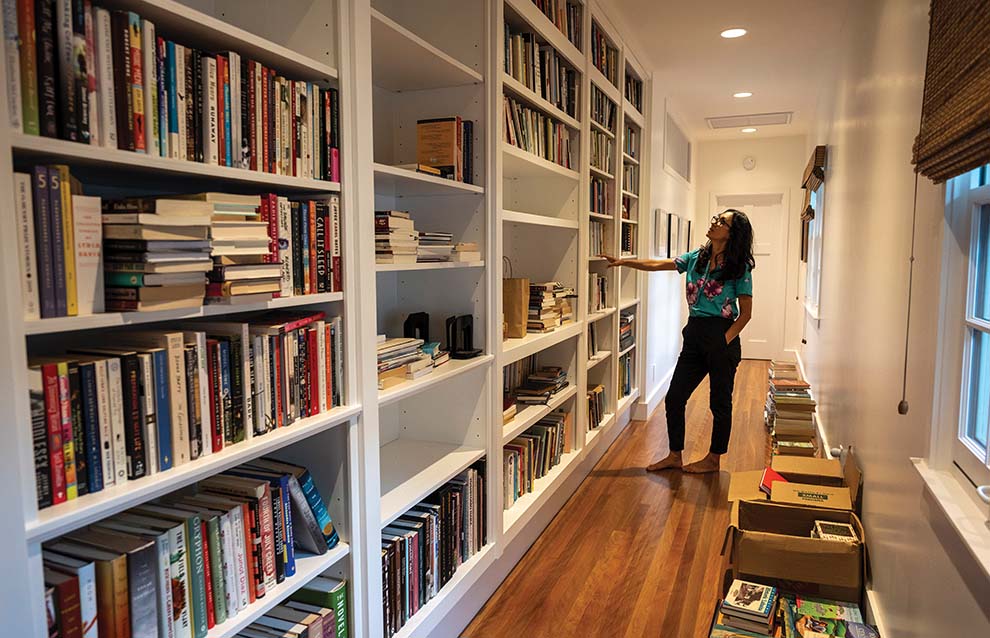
[933,167,990,497]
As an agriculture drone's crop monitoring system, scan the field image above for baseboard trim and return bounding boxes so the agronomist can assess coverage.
[865,588,891,638]
[634,364,675,421]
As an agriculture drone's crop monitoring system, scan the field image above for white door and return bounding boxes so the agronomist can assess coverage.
[714,193,787,360]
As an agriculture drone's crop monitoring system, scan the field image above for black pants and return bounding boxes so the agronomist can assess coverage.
[665,316,742,455]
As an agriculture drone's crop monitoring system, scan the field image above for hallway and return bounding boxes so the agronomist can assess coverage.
[465,360,770,638]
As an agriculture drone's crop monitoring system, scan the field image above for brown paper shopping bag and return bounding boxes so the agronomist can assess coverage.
[502,257,529,339]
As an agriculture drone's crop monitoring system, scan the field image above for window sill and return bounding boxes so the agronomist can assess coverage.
[911,458,990,583]
[804,300,821,321]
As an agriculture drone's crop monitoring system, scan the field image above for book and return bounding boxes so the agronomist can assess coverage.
[14,172,40,320]
[15,0,38,134]
[291,577,348,638]
[93,6,116,148]
[44,565,83,637]
[72,194,104,315]
[43,549,99,638]
[722,579,777,623]
[759,467,787,496]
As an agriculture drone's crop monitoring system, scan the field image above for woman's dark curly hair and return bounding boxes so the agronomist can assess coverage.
[695,209,756,281]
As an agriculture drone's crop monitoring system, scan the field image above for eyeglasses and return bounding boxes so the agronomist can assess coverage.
[710,215,732,228]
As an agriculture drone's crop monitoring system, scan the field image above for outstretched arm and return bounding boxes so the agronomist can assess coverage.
[725,295,752,343]
[601,254,678,272]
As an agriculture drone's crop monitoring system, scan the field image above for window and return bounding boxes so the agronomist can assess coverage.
[804,186,824,318]
[958,205,990,483]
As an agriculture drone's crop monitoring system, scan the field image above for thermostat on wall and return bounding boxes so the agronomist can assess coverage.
[743,155,756,171]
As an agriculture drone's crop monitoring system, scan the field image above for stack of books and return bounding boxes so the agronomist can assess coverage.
[529,282,562,333]
[619,308,635,351]
[513,366,569,406]
[375,210,418,265]
[382,462,486,637]
[765,361,817,457]
[7,1,341,181]
[503,409,573,508]
[716,579,779,635]
[102,197,212,311]
[376,336,431,389]
[234,577,349,638]
[587,383,606,429]
[709,592,879,638]
[28,311,344,510]
[453,241,482,262]
[417,230,454,263]
[41,457,342,638]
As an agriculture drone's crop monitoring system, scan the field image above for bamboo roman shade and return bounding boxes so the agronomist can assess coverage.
[911,0,990,183]
[800,146,827,261]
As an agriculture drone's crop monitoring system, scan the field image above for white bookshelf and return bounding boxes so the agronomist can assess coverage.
[0,1,654,636]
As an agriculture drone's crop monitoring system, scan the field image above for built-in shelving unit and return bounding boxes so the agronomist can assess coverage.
[0,1,651,636]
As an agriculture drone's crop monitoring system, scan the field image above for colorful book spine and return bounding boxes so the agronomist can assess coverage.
[110,10,132,149]
[55,361,78,500]
[15,0,37,134]
[71,0,89,143]
[78,361,103,493]
[29,367,52,508]
[166,40,179,158]
[53,164,77,317]
[35,0,57,137]
[93,6,116,148]
[55,0,78,140]
[141,19,158,156]
[47,164,68,316]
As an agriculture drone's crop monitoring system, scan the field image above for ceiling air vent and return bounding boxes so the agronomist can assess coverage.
[705,112,793,129]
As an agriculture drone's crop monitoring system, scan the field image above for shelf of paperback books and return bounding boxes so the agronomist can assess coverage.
[621,153,639,166]
[587,350,611,370]
[501,320,583,364]
[373,163,485,196]
[379,440,486,527]
[619,297,639,311]
[502,447,581,539]
[618,343,635,358]
[25,403,362,543]
[10,134,343,193]
[503,0,583,70]
[502,384,579,444]
[590,117,616,140]
[501,74,582,132]
[590,67,622,104]
[502,143,580,181]
[502,209,579,230]
[379,354,494,408]
[23,291,346,336]
[78,0,339,82]
[370,8,482,92]
[390,544,496,638]
[207,543,351,638]
[588,211,614,221]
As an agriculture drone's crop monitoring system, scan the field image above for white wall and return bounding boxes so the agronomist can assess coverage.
[694,135,808,355]
[636,86,695,419]
[802,0,990,635]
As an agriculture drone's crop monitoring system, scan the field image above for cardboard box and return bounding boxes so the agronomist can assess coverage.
[724,500,866,603]
[728,452,862,511]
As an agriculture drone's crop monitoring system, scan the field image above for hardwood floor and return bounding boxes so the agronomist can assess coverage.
[464,360,770,638]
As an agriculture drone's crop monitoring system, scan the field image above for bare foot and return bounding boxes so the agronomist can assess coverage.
[646,451,682,472]
[683,453,721,474]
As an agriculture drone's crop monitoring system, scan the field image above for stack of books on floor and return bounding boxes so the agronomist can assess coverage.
[382,461,486,637]
[765,361,818,457]
[587,383,606,429]
[503,408,574,509]
[8,1,341,181]
[375,210,417,265]
[233,576,349,637]
[710,580,880,637]
[28,311,344,509]
[376,336,449,389]
[619,308,635,351]
[102,197,212,311]
[417,230,454,263]
[41,457,344,638]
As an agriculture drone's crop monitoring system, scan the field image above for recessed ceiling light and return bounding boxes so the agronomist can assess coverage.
[733,92,753,98]
[721,28,747,39]
[741,127,757,133]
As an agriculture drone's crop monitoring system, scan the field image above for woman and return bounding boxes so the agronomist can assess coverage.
[603,209,755,473]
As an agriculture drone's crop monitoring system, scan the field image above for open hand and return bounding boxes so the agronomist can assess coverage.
[601,254,621,268]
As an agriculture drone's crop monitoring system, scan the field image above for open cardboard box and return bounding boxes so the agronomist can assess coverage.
[727,452,862,511]
[723,499,866,604]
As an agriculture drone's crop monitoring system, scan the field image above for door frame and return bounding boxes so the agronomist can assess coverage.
[707,190,793,361]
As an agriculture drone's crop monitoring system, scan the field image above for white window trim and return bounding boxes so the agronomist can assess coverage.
[926,170,990,575]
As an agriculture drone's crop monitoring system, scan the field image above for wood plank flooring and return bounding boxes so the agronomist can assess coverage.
[464,360,770,638]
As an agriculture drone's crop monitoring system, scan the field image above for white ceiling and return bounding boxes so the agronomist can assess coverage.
[605,0,853,141]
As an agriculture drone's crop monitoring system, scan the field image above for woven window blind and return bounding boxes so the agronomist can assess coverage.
[800,146,827,261]
[911,0,990,183]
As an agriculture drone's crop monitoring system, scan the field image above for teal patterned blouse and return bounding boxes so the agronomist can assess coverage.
[674,249,753,319]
